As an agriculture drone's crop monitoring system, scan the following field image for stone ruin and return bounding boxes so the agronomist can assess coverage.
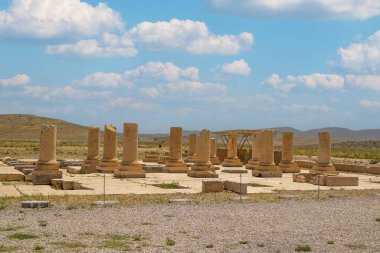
[0,123,370,188]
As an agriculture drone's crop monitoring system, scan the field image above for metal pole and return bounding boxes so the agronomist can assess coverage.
[317,174,320,199]
[103,173,106,205]
[239,173,242,201]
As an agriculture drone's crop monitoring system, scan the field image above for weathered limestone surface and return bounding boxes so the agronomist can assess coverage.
[310,132,338,175]
[279,132,299,173]
[32,125,62,185]
[163,127,188,173]
[210,138,221,165]
[188,130,218,178]
[143,151,160,162]
[184,133,197,162]
[245,132,261,170]
[81,126,100,174]
[114,123,146,178]
[222,133,243,167]
[202,180,224,192]
[252,129,282,177]
[97,125,119,173]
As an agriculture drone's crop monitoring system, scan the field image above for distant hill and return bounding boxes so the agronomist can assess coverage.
[273,127,380,144]
[0,114,89,141]
[0,114,379,144]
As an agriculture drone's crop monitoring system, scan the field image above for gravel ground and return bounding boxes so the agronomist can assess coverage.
[0,196,379,252]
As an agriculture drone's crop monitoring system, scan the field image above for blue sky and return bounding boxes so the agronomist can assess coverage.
[0,0,379,133]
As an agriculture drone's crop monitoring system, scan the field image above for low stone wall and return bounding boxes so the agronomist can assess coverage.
[333,163,380,175]
[295,160,316,169]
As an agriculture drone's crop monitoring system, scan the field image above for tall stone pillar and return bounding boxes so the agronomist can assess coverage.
[310,132,337,174]
[188,129,217,178]
[252,129,282,177]
[210,138,221,165]
[32,125,62,185]
[97,124,119,173]
[81,126,100,174]
[279,132,300,173]
[221,132,243,167]
[184,133,197,162]
[246,131,261,170]
[114,123,146,178]
[163,127,188,173]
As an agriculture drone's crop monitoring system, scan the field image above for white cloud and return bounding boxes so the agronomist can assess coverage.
[105,97,157,110]
[207,0,380,20]
[164,81,226,94]
[125,61,199,82]
[346,74,380,91]
[221,59,251,76]
[23,85,111,100]
[338,30,380,74]
[281,104,334,112]
[46,39,137,58]
[264,73,344,92]
[0,74,30,87]
[0,0,123,39]
[127,19,253,55]
[359,99,380,109]
[140,87,162,98]
[73,72,132,88]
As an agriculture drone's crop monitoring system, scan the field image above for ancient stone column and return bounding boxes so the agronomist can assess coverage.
[252,129,282,177]
[97,124,119,173]
[188,129,217,178]
[279,132,300,173]
[81,126,100,174]
[310,132,337,174]
[222,132,243,167]
[210,138,221,165]
[114,123,146,178]
[246,131,261,170]
[163,127,188,173]
[32,125,62,185]
[184,133,197,162]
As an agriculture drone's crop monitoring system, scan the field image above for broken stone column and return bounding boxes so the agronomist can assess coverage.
[81,126,100,174]
[279,132,300,173]
[97,124,119,173]
[114,123,146,178]
[32,125,62,185]
[252,129,282,177]
[210,138,221,165]
[184,133,197,162]
[163,127,188,173]
[222,132,243,167]
[188,130,217,178]
[246,131,261,170]
[310,132,338,174]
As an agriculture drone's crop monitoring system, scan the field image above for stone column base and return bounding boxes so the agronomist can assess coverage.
[32,169,62,185]
[158,156,170,164]
[279,162,300,173]
[210,156,221,165]
[184,155,197,163]
[245,160,259,170]
[114,169,146,178]
[252,165,282,177]
[162,166,189,173]
[310,164,338,175]
[142,156,160,163]
[187,170,218,178]
[163,160,189,173]
[97,160,119,173]
[222,158,243,167]
[81,159,99,174]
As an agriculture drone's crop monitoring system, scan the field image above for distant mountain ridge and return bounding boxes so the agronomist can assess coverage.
[273,127,380,142]
[0,114,379,143]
